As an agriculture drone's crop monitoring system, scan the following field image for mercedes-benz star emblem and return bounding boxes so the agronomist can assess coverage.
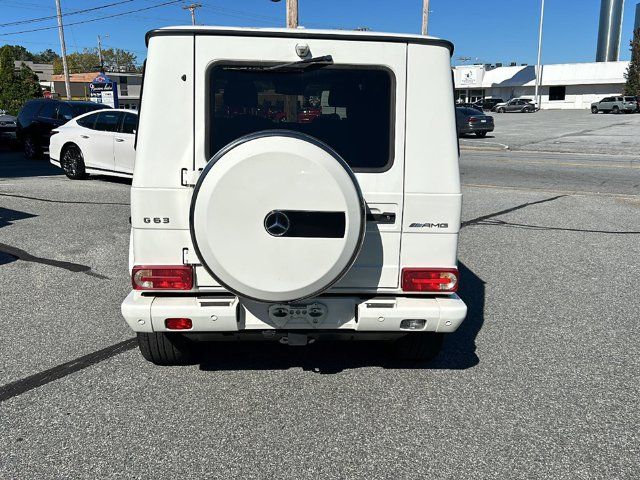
[264,211,290,237]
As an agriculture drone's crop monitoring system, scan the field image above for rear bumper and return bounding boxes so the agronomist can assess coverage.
[121,291,467,334]
[460,125,494,134]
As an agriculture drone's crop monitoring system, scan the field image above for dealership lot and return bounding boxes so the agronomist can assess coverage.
[459,109,640,156]
[1,148,639,478]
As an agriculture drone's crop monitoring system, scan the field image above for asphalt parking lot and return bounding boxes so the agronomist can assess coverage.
[459,109,640,156]
[1,144,639,478]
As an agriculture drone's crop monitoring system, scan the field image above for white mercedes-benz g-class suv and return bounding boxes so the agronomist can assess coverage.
[121,26,467,365]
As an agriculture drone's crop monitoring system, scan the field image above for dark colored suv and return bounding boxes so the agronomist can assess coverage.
[16,99,107,159]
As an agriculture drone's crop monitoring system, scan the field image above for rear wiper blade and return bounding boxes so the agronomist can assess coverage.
[224,55,334,72]
[265,55,334,71]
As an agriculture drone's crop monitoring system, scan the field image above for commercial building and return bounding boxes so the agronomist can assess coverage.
[50,71,142,109]
[14,61,54,90]
[453,61,630,109]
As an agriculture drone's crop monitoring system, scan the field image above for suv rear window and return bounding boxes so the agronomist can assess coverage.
[209,64,394,171]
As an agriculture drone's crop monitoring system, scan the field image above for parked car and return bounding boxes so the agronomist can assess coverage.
[16,98,107,159]
[455,107,494,137]
[122,26,467,365]
[492,98,536,113]
[590,96,637,114]
[0,111,18,146]
[456,102,483,111]
[49,109,137,179]
[472,98,504,111]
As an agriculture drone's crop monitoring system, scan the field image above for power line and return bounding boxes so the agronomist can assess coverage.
[0,0,136,28]
[0,0,183,37]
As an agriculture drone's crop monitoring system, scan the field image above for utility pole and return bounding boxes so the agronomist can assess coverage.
[54,0,71,100]
[182,3,202,26]
[286,0,298,28]
[97,34,108,71]
[534,0,545,110]
[422,0,430,35]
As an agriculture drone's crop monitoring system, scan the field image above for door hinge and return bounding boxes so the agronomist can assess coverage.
[182,247,201,266]
[181,168,202,187]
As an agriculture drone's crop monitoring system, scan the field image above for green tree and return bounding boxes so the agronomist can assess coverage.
[33,48,60,64]
[2,44,34,62]
[0,46,42,115]
[53,47,139,74]
[624,28,640,96]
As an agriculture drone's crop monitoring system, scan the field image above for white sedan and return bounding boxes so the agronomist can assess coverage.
[49,109,137,180]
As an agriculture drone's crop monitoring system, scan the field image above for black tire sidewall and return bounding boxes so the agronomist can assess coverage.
[62,144,87,179]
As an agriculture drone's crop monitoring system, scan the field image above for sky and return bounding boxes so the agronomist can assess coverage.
[1,0,639,66]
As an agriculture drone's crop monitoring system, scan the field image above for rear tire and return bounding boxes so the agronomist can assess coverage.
[392,333,444,362]
[612,106,620,114]
[23,136,41,159]
[591,106,599,114]
[475,131,488,137]
[137,332,196,366]
[61,144,88,180]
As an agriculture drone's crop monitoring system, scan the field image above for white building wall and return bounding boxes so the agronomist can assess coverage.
[485,83,624,109]
[454,61,629,110]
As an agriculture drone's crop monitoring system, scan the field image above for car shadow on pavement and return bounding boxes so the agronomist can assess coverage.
[89,175,132,185]
[198,262,484,374]
[0,151,62,178]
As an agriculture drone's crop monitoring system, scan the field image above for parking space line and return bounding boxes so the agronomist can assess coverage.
[463,183,640,198]
[0,192,130,206]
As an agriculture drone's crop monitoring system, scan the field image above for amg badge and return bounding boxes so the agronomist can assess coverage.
[409,222,449,228]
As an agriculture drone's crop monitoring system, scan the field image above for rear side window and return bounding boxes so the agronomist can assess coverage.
[37,102,57,119]
[71,103,108,117]
[120,113,137,134]
[56,103,74,121]
[77,113,98,129]
[18,101,42,123]
[208,64,394,171]
[94,111,123,132]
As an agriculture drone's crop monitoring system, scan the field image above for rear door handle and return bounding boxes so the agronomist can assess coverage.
[366,212,396,224]
[115,138,125,142]
[80,135,89,139]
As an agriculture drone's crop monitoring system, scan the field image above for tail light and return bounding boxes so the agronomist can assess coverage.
[402,268,459,292]
[468,117,479,123]
[165,318,192,330]
[132,265,193,290]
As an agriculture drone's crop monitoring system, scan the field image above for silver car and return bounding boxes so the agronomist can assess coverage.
[492,98,536,113]
[591,96,637,114]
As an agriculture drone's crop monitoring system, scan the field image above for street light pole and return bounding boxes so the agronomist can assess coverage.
[54,0,71,100]
[422,0,430,35]
[535,0,545,110]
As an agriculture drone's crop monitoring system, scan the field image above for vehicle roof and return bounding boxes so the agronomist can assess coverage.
[27,99,101,106]
[74,108,137,119]
[146,26,454,55]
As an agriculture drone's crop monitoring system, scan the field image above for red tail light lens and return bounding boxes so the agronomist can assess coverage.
[468,117,478,123]
[132,265,193,290]
[402,268,459,292]
[165,318,192,330]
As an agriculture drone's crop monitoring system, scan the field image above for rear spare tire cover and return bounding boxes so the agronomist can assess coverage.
[190,131,365,303]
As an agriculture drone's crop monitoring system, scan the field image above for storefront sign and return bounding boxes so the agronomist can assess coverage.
[89,73,119,108]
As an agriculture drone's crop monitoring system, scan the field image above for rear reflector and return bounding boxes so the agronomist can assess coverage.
[132,265,193,290]
[401,268,458,292]
[165,318,192,330]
